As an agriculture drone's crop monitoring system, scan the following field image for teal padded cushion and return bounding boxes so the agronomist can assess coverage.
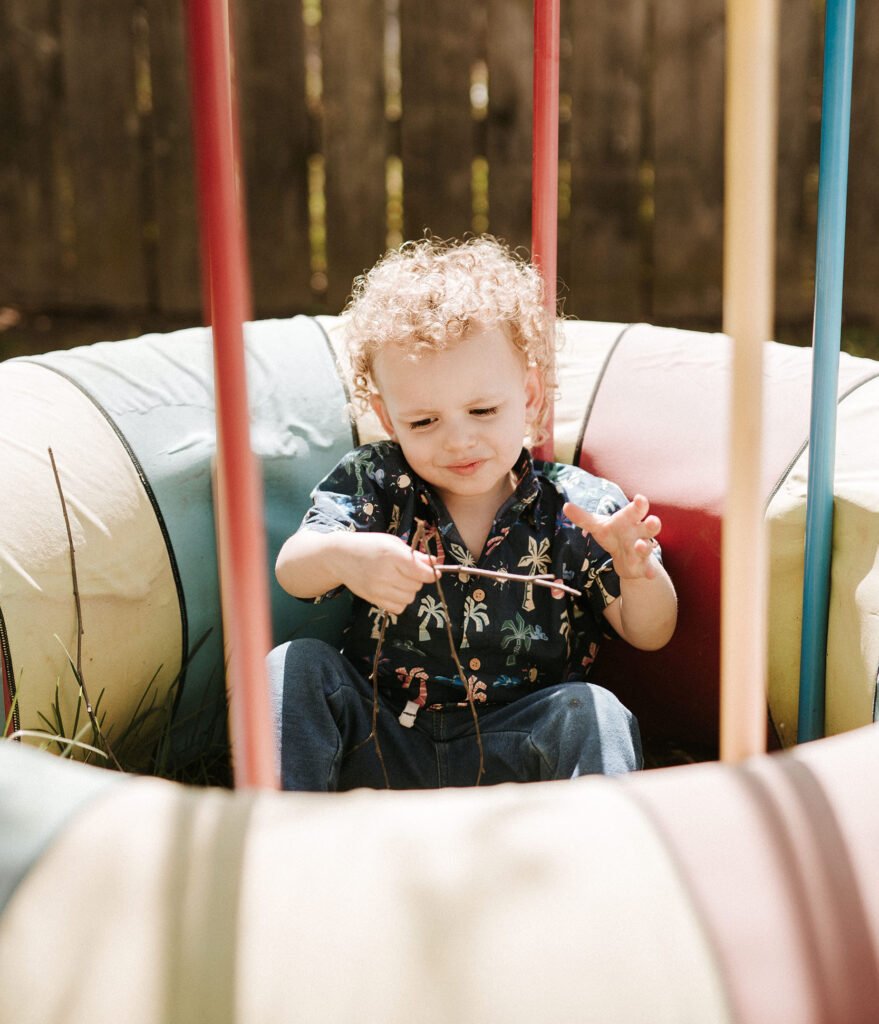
[0,743,122,915]
[20,316,354,757]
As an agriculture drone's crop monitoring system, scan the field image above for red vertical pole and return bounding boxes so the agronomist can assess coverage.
[185,0,277,789]
[531,0,560,463]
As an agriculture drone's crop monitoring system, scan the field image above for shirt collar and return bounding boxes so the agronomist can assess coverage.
[393,442,541,525]
[512,447,540,504]
[499,447,541,526]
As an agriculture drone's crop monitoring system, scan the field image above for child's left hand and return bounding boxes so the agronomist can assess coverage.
[563,494,661,580]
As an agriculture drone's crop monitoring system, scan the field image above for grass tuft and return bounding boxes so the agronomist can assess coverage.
[2,630,233,787]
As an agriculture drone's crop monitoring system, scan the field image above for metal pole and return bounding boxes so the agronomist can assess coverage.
[798,0,857,744]
[531,0,560,463]
[185,0,278,788]
[720,0,779,761]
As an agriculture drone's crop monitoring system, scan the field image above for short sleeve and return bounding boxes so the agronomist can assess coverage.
[293,444,394,603]
[300,444,392,536]
[542,462,634,625]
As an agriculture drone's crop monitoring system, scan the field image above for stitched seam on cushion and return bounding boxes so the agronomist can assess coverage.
[310,316,360,449]
[573,322,639,467]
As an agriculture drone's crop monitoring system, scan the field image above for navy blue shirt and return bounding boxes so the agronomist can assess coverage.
[299,441,632,709]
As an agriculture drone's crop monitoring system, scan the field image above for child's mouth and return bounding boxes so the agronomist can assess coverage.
[446,459,485,475]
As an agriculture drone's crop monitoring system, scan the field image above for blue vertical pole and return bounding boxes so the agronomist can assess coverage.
[798,0,857,743]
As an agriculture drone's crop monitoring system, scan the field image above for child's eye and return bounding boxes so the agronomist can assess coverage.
[408,417,435,430]
[471,406,498,417]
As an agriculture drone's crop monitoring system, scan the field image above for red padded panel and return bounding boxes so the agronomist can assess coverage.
[576,326,876,749]
[626,724,879,1024]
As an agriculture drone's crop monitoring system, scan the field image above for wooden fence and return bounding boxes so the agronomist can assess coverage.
[2,0,879,329]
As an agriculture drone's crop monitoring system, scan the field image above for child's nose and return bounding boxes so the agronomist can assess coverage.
[442,418,477,452]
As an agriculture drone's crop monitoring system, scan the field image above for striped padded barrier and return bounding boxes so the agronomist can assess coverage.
[2,725,879,1023]
[3,317,878,761]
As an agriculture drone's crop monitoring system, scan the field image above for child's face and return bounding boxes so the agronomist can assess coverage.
[370,326,543,512]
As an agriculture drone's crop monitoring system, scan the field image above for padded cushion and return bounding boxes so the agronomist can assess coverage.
[561,322,879,747]
[3,316,878,757]
[4,725,879,1021]
[1,317,355,758]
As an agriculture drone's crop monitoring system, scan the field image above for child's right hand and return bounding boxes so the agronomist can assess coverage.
[338,533,438,615]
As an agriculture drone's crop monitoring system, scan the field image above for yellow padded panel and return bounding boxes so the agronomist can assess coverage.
[767,375,879,744]
[0,768,732,1024]
[0,361,182,752]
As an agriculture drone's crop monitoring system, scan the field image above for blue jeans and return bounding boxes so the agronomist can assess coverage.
[266,638,643,791]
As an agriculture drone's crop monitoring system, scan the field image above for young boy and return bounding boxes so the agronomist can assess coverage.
[269,237,677,790]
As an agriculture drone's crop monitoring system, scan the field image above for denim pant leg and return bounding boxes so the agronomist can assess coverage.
[436,682,643,785]
[528,682,643,777]
[266,638,440,791]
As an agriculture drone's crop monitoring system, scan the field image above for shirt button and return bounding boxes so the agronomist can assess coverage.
[473,588,485,602]
[469,657,481,670]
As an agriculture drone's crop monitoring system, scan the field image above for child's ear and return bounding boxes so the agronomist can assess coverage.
[370,393,397,440]
[524,366,544,421]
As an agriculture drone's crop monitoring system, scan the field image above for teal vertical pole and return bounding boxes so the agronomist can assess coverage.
[798,0,856,743]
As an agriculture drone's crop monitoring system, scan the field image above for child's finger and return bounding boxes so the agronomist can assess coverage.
[630,493,650,518]
[562,501,601,533]
[378,574,432,614]
[642,516,662,542]
[411,550,441,581]
[613,494,650,531]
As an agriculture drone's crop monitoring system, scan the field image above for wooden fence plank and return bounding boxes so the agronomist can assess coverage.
[0,1,70,307]
[321,0,388,312]
[235,0,313,316]
[4,2,879,336]
[567,1,647,323]
[485,0,533,256]
[59,0,148,308]
[651,0,725,325]
[843,0,879,325]
[142,0,201,316]
[400,0,480,240]
[774,0,820,326]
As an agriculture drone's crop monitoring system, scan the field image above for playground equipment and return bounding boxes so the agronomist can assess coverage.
[2,314,878,758]
[2,1,879,1021]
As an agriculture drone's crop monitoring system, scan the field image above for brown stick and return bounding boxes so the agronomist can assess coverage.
[368,610,392,787]
[431,560,485,785]
[48,447,124,772]
[348,521,429,787]
[346,607,390,787]
[433,564,581,597]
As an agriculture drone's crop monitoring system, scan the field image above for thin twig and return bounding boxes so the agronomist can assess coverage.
[48,447,124,771]
[362,609,391,788]
[349,521,429,787]
[430,556,485,785]
[344,610,388,775]
[434,564,581,597]
[49,449,84,693]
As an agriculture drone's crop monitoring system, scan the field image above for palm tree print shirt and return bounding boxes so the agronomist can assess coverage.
[298,442,644,710]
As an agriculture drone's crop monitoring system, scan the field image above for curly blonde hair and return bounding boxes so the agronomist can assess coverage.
[343,236,557,444]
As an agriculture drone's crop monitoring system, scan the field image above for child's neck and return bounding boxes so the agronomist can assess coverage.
[440,473,515,559]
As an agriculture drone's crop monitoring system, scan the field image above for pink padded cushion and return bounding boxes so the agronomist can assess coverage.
[575,325,876,750]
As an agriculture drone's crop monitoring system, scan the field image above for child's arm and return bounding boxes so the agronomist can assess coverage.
[563,494,678,651]
[275,529,438,616]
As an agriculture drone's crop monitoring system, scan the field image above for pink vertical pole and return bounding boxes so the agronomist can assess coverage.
[720,0,778,762]
[185,0,277,789]
[531,0,560,463]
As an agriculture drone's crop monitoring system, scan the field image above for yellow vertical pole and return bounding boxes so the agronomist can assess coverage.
[720,0,779,761]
